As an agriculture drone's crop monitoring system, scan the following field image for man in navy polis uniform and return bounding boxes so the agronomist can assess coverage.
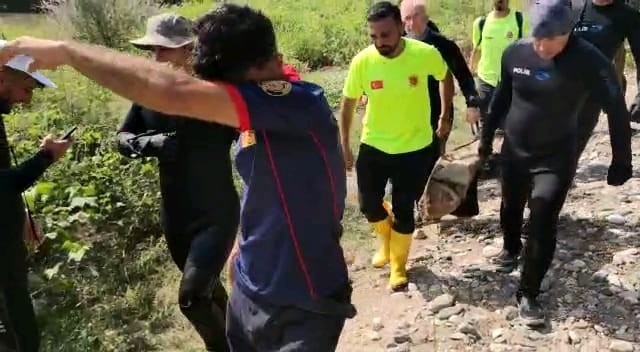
[0,4,356,351]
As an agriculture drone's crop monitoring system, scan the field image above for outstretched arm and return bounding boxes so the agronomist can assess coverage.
[0,38,241,127]
[0,37,341,135]
[62,41,241,126]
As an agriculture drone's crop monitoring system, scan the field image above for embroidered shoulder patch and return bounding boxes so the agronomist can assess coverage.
[260,80,292,96]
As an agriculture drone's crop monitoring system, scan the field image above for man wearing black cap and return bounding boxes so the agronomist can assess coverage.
[116,13,238,352]
[571,0,640,159]
[479,0,632,326]
[0,42,72,352]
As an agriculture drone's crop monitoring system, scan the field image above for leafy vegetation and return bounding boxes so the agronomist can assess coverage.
[2,0,633,350]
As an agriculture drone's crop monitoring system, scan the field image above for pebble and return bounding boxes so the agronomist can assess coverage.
[367,330,382,341]
[503,306,518,321]
[592,269,610,283]
[607,214,627,225]
[372,317,384,331]
[568,330,581,344]
[428,294,455,313]
[608,274,624,287]
[449,332,466,340]
[609,339,634,352]
[386,342,410,352]
[448,314,463,324]
[491,328,504,340]
[457,321,480,339]
[573,320,589,329]
[393,331,411,344]
[621,292,639,305]
[413,229,427,240]
[566,259,587,271]
[437,305,464,320]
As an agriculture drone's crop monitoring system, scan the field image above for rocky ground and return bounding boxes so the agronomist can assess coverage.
[336,85,640,351]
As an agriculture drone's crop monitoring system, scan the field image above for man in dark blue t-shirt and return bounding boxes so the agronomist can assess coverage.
[0,4,356,351]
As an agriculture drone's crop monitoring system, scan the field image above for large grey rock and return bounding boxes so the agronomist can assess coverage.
[427,294,455,313]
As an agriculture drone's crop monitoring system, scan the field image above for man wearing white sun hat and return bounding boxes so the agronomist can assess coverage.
[0,39,72,352]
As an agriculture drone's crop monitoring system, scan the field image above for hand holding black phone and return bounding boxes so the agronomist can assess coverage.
[61,126,77,140]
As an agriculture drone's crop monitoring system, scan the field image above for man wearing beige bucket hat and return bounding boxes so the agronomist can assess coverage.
[116,13,239,352]
[130,12,195,50]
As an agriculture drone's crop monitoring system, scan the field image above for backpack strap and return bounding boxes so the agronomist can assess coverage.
[477,16,487,46]
[579,0,588,23]
[515,11,523,39]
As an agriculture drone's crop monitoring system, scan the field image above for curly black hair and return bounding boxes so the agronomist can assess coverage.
[367,1,402,24]
[192,4,277,83]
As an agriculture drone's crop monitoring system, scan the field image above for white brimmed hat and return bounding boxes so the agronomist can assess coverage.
[0,39,56,88]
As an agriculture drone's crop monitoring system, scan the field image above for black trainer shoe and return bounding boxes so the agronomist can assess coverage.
[490,250,519,273]
[518,296,546,327]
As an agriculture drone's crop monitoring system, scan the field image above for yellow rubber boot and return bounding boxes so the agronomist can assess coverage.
[371,217,392,268]
[371,201,393,237]
[383,200,392,214]
[389,230,413,291]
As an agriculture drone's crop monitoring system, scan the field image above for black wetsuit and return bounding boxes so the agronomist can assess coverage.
[0,100,56,352]
[572,0,640,156]
[116,104,239,352]
[410,27,478,150]
[481,37,632,301]
[408,26,480,216]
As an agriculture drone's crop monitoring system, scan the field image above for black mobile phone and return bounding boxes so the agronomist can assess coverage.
[62,126,77,140]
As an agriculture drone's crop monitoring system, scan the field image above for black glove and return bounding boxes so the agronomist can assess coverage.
[607,162,632,186]
[132,132,178,160]
[630,101,640,123]
[151,133,178,161]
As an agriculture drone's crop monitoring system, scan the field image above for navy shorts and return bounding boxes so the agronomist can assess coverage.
[226,284,348,352]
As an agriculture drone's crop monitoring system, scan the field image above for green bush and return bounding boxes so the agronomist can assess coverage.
[41,0,160,49]
[175,0,532,69]
[177,0,370,68]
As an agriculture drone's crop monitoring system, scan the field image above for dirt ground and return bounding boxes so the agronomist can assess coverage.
[336,79,640,352]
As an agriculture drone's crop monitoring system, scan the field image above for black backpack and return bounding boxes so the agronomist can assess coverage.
[476,11,524,45]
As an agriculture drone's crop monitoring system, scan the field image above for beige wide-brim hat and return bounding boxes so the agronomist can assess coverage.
[0,39,56,88]
[130,13,194,50]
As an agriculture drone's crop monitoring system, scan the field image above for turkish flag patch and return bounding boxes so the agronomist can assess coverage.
[370,80,384,89]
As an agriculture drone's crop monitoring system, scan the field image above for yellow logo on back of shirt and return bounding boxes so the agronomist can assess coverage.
[260,80,292,96]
